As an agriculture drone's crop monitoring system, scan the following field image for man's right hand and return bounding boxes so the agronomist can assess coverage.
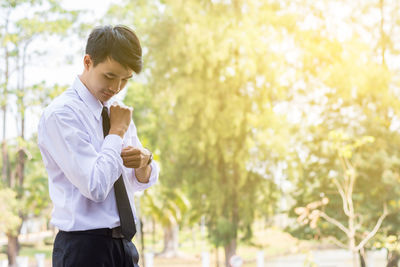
[109,103,133,138]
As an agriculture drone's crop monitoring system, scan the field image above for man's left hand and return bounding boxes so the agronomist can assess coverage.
[121,146,151,169]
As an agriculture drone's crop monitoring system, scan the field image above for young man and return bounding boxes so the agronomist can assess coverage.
[38,25,159,267]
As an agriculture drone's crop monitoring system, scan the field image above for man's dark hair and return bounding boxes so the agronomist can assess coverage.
[85,25,142,74]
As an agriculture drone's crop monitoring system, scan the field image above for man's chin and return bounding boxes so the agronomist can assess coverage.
[100,93,113,102]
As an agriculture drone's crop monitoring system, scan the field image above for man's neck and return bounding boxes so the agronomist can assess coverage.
[78,74,104,105]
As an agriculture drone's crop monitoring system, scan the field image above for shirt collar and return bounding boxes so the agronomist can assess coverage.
[73,76,108,121]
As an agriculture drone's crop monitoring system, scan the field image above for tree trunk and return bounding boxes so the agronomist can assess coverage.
[387,250,400,267]
[215,246,220,267]
[7,234,19,267]
[224,239,236,267]
[2,141,9,183]
[16,148,26,187]
[352,251,360,267]
[2,14,9,184]
[359,250,366,267]
[159,224,179,257]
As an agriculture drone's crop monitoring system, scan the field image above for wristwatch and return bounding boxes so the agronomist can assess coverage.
[147,150,153,166]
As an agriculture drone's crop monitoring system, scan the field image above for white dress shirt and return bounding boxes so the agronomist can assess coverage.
[38,76,159,231]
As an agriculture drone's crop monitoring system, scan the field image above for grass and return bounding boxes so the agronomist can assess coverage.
[0,244,52,261]
[0,225,317,266]
[19,244,53,259]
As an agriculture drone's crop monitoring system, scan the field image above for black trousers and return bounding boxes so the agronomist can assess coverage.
[52,229,139,267]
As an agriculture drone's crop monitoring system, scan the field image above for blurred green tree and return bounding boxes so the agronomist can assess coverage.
[282,1,400,266]
[0,0,81,264]
[109,0,293,265]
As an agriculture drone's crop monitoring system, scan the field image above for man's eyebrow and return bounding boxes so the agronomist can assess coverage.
[105,72,117,77]
[105,72,133,79]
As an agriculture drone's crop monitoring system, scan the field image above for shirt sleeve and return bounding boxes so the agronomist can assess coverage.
[38,107,123,202]
[123,120,159,192]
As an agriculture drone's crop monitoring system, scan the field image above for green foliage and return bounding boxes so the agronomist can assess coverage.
[140,186,191,228]
[117,0,290,252]
[283,1,400,253]
[9,0,390,261]
[0,136,51,233]
[23,136,51,216]
[0,188,21,235]
[0,0,82,253]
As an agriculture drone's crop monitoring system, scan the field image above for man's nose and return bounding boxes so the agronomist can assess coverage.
[109,80,121,93]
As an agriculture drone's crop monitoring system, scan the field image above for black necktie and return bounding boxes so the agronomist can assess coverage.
[102,106,137,240]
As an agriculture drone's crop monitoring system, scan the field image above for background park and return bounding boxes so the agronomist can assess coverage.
[1,0,400,266]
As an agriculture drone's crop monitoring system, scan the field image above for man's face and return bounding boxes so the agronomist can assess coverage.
[83,55,133,103]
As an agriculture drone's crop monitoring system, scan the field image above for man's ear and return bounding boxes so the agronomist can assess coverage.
[83,54,92,71]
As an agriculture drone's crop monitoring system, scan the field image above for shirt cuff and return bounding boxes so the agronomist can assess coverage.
[132,161,159,191]
[102,134,123,153]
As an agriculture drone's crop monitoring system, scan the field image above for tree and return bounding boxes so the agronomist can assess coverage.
[113,0,292,265]
[140,186,191,257]
[0,1,80,265]
[0,188,21,235]
[295,132,388,266]
[281,1,400,265]
[109,1,400,266]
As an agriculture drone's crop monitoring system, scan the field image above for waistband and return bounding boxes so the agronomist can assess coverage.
[59,226,124,239]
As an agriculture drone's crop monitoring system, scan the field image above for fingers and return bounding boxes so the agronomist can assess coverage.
[122,156,143,168]
[121,154,142,161]
[121,151,147,168]
[121,146,133,153]
[123,160,141,168]
[121,147,141,157]
[109,103,133,137]
[112,101,134,112]
[121,147,147,168]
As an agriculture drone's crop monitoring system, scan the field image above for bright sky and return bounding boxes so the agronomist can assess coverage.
[4,0,125,140]
[28,0,123,85]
